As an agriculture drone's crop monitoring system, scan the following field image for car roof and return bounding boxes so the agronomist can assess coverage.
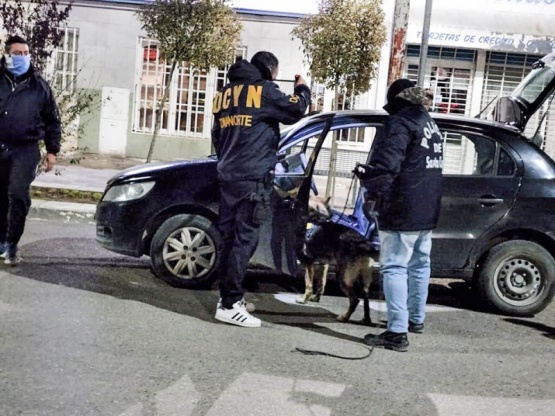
[280,109,523,149]
[312,109,523,132]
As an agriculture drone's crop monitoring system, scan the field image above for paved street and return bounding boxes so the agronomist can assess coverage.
[1,218,554,416]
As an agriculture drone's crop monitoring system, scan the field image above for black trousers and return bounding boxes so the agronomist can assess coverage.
[0,143,41,246]
[218,179,271,309]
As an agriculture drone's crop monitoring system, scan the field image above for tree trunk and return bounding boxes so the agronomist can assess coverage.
[146,60,177,163]
[324,85,341,202]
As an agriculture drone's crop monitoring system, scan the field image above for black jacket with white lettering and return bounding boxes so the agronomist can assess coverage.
[211,59,310,181]
[362,100,444,231]
[0,63,61,154]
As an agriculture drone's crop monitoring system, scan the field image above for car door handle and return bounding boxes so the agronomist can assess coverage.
[478,195,504,206]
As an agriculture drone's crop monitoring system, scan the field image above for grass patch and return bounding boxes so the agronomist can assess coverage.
[31,187,102,204]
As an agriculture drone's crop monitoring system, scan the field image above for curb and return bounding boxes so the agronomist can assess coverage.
[29,199,96,225]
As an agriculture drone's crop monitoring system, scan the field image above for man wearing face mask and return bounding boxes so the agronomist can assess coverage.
[0,35,61,265]
[212,51,310,327]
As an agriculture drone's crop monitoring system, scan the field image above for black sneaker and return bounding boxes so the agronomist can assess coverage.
[409,321,424,334]
[363,330,409,352]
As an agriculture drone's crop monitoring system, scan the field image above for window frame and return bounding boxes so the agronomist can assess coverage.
[133,37,246,138]
[45,27,79,95]
[439,126,517,177]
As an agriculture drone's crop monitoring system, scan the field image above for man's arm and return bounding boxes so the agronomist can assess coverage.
[40,81,61,172]
[263,77,311,125]
[362,120,411,201]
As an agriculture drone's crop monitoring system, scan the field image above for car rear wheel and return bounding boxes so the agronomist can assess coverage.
[477,240,555,316]
[150,214,221,289]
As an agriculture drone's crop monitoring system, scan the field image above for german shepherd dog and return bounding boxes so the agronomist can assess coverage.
[296,196,375,325]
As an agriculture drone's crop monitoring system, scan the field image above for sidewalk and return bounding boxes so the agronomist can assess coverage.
[29,155,144,224]
[28,154,359,224]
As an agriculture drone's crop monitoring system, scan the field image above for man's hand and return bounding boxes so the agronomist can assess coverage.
[44,153,56,173]
[294,74,307,87]
[352,163,373,179]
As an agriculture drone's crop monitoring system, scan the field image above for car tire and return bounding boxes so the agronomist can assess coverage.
[477,240,555,316]
[150,214,221,289]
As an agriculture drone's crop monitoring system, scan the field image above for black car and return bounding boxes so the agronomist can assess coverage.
[96,53,555,317]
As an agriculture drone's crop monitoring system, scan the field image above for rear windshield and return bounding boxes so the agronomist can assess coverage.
[512,65,555,105]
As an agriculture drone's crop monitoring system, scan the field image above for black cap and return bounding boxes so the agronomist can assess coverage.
[386,78,415,104]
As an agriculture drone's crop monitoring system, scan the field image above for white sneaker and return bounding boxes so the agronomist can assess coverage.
[217,298,255,313]
[4,256,21,266]
[2,244,20,266]
[215,300,261,328]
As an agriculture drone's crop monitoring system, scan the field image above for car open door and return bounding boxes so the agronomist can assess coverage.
[249,116,334,276]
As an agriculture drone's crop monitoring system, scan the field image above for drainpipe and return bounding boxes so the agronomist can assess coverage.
[417,0,433,87]
[387,0,411,86]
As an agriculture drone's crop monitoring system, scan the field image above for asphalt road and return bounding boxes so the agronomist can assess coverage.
[1,218,554,416]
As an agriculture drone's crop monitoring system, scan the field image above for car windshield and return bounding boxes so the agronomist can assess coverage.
[512,65,555,105]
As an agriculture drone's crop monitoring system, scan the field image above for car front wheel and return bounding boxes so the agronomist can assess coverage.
[477,240,555,316]
[150,214,221,289]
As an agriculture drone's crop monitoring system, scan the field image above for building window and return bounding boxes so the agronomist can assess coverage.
[215,47,247,93]
[310,81,325,113]
[135,38,245,136]
[45,28,79,94]
[406,62,472,115]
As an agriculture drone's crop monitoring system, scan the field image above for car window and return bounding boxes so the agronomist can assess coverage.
[274,141,315,195]
[498,147,516,176]
[274,124,381,198]
[441,130,515,177]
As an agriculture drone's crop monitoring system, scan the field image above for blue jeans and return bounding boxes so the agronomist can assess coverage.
[379,230,433,333]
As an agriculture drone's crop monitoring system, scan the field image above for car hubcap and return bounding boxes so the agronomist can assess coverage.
[162,226,216,280]
[494,257,544,306]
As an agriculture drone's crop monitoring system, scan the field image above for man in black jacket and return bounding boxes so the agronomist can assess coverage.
[212,51,310,327]
[0,35,61,265]
[359,79,444,351]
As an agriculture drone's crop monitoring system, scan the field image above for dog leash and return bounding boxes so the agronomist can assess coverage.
[292,345,373,360]
[290,173,378,360]
[337,171,387,341]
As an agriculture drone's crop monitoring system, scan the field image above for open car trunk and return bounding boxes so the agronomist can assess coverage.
[493,52,555,131]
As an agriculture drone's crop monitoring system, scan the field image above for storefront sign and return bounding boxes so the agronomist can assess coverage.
[505,0,555,5]
[408,25,555,54]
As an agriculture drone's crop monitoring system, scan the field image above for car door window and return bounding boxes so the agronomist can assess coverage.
[275,124,381,197]
[441,130,515,177]
[274,139,316,196]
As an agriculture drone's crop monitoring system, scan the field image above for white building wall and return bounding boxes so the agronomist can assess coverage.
[68,3,143,92]
[66,0,555,161]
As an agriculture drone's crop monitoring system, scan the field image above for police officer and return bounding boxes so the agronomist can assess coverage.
[358,79,444,351]
[0,35,61,265]
[212,51,310,327]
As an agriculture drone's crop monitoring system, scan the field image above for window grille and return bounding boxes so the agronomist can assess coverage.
[309,80,325,113]
[408,45,476,62]
[45,28,79,94]
[406,63,473,116]
[215,47,247,92]
[134,38,245,137]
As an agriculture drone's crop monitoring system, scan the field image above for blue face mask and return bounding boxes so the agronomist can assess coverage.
[5,54,31,77]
